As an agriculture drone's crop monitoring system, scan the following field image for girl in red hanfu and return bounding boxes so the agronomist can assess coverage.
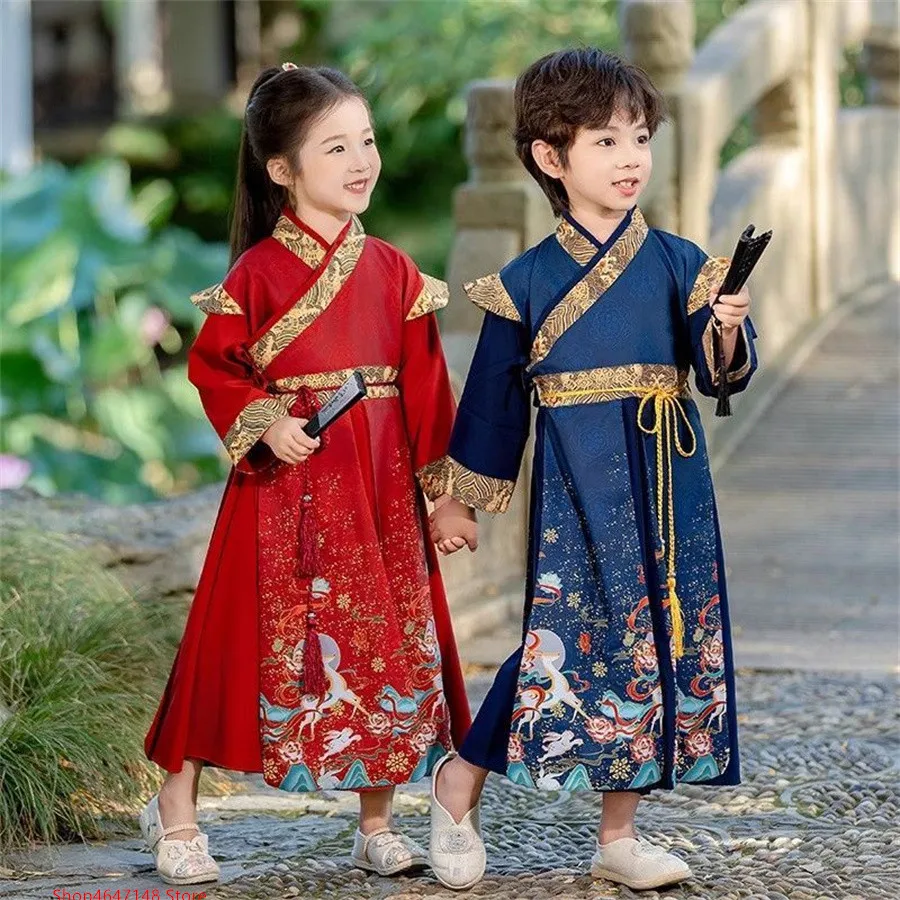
[139,63,473,886]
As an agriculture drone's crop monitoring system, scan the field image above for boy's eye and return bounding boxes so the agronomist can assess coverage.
[638,135,650,144]
[598,138,614,147]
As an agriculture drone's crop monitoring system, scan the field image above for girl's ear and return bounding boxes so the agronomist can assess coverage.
[531,140,565,180]
[266,156,293,188]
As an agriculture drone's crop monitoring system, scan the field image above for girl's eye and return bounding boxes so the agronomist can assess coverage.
[364,137,376,147]
[328,145,345,154]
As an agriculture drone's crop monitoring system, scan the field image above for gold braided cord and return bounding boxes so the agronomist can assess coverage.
[534,370,697,659]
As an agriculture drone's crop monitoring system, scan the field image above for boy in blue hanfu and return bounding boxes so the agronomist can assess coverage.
[423,48,757,892]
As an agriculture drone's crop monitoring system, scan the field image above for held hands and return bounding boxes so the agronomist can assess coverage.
[429,495,478,556]
[261,416,320,464]
[709,284,751,333]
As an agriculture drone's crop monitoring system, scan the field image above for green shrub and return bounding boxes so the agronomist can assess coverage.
[0,528,175,851]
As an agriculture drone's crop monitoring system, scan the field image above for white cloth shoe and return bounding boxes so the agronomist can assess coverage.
[428,752,487,890]
[591,836,691,890]
[138,794,220,886]
[350,826,428,875]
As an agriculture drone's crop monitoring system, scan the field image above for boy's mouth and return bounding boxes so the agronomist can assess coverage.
[613,177,639,196]
[345,178,369,195]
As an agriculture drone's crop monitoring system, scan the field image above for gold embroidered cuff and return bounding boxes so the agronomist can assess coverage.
[417,456,515,514]
[406,274,449,320]
[687,256,731,316]
[223,397,289,466]
[701,319,753,385]
[463,273,522,323]
[190,283,243,316]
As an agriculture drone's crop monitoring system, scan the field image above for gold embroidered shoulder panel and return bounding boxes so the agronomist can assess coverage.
[529,208,649,370]
[406,273,449,320]
[463,273,522,323]
[687,256,730,315]
[417,456,515,514]
[190,283,243,316]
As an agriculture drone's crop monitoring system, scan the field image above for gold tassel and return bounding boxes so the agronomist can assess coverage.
[667,575,685,659]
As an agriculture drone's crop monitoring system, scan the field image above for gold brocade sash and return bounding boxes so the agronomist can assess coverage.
[270,366,399,403]
[533,364,696,658]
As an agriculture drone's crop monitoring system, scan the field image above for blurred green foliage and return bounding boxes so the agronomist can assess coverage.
[2,0,870,503]
[0,160,229,503]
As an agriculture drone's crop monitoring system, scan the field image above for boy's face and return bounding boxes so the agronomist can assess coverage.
[534,108,652,219]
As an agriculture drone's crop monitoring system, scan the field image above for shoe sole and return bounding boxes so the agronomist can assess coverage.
[432,863,487,891]
[352,856,428,877]
[158,872,220,886]
[591,863,691,890]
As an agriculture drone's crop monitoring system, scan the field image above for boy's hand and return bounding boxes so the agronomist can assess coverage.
[710,284,751,333]
[261,417,320,464]
[429,495,478,555]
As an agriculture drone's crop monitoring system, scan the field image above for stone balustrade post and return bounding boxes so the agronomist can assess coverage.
[620,0,696,233]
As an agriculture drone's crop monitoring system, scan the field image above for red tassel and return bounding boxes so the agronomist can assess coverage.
[302,617,327,696]
[297,489,318,576]
[290,386,322,578]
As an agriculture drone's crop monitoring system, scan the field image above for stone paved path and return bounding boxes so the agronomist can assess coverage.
[2,284,898,900]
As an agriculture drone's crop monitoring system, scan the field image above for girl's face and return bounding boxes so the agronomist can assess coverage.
[534,107,653,220]
[274,96,381,224]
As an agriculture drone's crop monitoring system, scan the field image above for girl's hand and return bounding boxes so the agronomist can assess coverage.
[261,417,320,464]
[429,496,478,555]
[710,284,751,333]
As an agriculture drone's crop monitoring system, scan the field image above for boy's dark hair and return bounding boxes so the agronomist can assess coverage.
[230,66,365,264]
[514,48,667,216]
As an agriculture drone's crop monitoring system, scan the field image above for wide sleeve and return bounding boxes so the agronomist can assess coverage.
[187,268,286,474]
[418,271,530,514]
[682,249,758,398]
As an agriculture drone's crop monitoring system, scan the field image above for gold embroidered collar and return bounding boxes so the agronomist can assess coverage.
[272,209,365,269]
[529,208,649,370]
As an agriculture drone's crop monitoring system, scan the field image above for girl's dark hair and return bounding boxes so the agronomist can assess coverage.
[514,48,667,216]
[229,65,365,264]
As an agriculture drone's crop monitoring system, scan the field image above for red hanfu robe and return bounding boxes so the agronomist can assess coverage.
[145,208,471,791]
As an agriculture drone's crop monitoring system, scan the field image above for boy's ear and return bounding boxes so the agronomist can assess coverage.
[266,156,293,188]
[531,140,564,180]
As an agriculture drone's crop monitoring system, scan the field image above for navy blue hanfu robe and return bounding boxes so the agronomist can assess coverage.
[420,207,757,793]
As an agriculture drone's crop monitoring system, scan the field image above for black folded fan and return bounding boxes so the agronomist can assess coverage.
[302,371,368,438]
[711,224,772,417]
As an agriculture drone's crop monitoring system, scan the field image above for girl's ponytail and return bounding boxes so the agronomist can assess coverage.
[227,64,366,266]
[229,68,285,265]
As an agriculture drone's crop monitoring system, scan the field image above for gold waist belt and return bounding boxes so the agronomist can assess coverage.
[271,366,399,400]
[533,364,696,659]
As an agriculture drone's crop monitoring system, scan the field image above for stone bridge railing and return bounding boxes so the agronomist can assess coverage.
[437,0,900,632]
